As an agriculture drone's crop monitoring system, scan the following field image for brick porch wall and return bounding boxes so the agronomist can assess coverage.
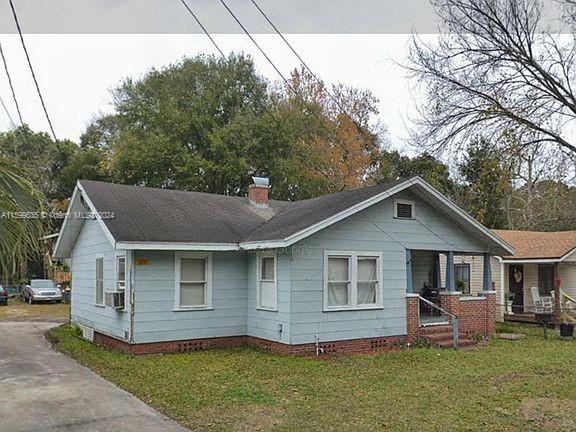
[440,291,497,338]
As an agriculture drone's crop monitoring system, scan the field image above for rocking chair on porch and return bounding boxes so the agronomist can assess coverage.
[530,287,554,314]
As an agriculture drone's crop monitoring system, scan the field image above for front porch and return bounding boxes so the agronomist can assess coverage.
[405,250,497,347]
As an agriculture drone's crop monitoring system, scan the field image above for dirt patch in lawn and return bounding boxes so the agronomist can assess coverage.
[198,405,285,432]
[520,397,576,431]
[0,298,69,322]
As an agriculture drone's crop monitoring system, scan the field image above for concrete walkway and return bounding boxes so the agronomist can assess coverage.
[0,321,189,432]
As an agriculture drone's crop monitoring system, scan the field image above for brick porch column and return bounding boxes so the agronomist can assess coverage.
[440,291,461,316]
[406,294,420,342]
[480,290,497,337]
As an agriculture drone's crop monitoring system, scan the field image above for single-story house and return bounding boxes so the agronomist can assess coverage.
[53,176,514,356]
[440,230,576,321]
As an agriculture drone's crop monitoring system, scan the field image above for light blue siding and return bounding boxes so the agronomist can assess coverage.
[246,252,291,343]
[71,219,129,339]
[288,190,489,344]
[132,250,248,344]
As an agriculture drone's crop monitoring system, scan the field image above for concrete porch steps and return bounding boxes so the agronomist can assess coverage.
[419,324,476,348]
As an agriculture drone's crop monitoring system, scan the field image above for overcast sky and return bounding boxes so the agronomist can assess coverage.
[0,33,425,152]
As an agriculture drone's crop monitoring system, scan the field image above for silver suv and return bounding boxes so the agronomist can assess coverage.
[21,280,63,304]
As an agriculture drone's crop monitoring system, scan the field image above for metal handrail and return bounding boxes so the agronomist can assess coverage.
[419,296,457,319]
[418,295,459,348]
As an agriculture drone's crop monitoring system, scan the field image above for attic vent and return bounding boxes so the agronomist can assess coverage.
[394,200,414,219]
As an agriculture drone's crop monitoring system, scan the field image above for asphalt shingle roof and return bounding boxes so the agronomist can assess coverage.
[491,229,576,260]
[79,179,406,244]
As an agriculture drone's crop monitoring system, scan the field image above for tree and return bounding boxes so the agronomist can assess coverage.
[377,151,454,195]
[458,137,511,228]
[408,0,576,156]
[0,155,44,283]
[87,55,386,200]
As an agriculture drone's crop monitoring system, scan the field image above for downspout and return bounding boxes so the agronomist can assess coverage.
[494,256,505,320]
[129,250,135,344]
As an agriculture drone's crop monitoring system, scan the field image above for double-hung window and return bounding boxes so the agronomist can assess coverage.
[324,251,382,310]
[95,255,104,306]
[116,255,126,291]
[257,252,277,310]
[454,263,471,294]
[175,252,212,310]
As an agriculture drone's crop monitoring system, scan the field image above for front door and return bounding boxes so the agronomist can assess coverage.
[508,265,524,313]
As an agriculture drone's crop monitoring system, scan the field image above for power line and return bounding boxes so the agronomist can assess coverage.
[218,0,297,96]
[0,41,25,127]
[178,0,224,58]
[9,0,57,141]
[178,0,282,128]
[249,0,375,143]
[0,93,17,130]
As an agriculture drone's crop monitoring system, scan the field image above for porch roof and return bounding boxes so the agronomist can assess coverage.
[492,230,576,261]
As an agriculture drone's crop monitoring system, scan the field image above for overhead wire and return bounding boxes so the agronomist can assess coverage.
[9,0,57,141]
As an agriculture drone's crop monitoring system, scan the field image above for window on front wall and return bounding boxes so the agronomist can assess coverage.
[95,257,104,306]
[176,252,212,309]
[116,256,126,291]
[325,252,381,310]
[454,263,471,294]
[258,253,277,310]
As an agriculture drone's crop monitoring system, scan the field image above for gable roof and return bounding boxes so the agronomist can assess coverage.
[492,230,576,261]
[53,177,514,258]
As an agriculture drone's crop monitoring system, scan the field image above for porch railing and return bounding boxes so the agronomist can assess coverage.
[418,296,459,348]
[561,291,576,324]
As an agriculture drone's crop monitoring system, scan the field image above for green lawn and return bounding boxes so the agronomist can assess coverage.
[48,324,576,432]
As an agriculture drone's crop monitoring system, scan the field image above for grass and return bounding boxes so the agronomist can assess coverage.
[0,298,70,322]
[48,323,576,432]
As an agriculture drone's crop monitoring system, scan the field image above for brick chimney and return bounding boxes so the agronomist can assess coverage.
[249,177,269,208]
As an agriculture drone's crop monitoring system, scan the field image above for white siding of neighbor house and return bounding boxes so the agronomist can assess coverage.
[559,261,576,300]
[132,250,247,344]
[288,190,491,345]
[70,218,130,340]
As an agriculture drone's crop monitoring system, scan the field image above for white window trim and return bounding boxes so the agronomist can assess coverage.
[256,250,278,311]
[174,251,213,311]
[112,251,129,312]
[323,250,383,311]
[95,253,104,307]
[394,199,415,220]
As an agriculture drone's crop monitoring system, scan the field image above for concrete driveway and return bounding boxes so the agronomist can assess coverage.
[0,321,189,432]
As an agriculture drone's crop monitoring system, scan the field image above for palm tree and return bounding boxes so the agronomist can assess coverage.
[0,156,44,283]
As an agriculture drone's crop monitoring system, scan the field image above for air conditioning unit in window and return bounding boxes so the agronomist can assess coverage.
[105,291,125,310]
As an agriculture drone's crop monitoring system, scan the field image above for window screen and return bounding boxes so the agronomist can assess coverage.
[180,258,206,307]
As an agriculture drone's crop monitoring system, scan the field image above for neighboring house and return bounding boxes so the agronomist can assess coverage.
[53,176,513,356]
[444,230,576,320]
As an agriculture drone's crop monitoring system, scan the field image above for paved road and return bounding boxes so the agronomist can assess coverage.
[0,321,189,432]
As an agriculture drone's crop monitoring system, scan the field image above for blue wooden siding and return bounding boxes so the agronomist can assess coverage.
[70,219,129,339]
[288,190,489,344]
[132,250,247,344]
[246,252,291,343]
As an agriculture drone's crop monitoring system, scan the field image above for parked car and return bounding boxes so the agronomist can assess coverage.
[0,285,7,306]
[21,280,62,304]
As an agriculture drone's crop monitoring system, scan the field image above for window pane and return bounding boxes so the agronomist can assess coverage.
[328,282,348,306]
[180,282,205,306]
[358,282,377,304]
[261,257,275,281]
[328,257,349,281]
[117,257,126,282]
[181,258,205,282]
[358,258,377,281]
[96,258,103,280]
[260,281,276,308]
